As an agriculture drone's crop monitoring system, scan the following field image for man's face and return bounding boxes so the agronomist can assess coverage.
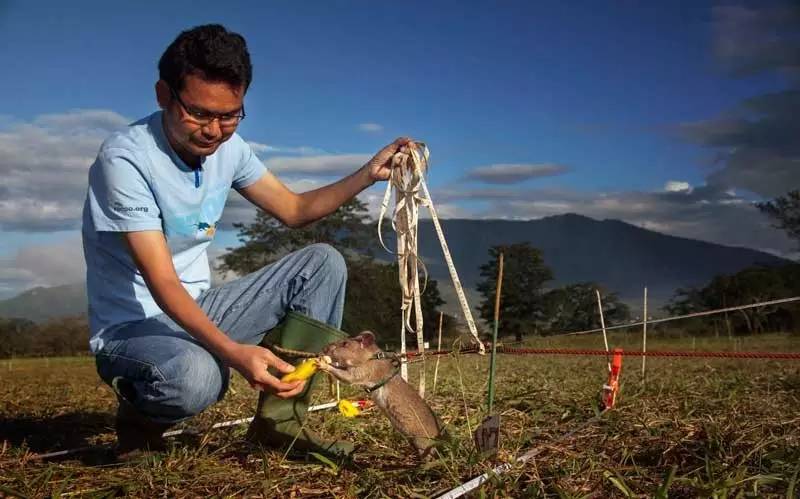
[158,73,245,163]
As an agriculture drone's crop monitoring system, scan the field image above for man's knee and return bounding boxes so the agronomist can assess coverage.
[158,349,229,419]
[303,243,347,282]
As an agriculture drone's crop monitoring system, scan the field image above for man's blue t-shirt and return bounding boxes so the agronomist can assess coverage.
[81,111,266,353]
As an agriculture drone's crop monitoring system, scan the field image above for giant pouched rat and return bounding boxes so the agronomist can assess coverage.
[319,331,445,458]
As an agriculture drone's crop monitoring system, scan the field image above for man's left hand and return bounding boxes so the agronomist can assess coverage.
[364,137,414,182]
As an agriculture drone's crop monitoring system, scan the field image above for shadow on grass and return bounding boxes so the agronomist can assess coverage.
[0,412,208,465]
[0,411,118,465]
[0,411,112,452]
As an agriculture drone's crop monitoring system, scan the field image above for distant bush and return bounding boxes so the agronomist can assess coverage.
[665,263,800,336]
[0,316,90,358]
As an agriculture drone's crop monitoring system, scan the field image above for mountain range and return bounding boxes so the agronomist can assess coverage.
[409,214,787,305]
[0,214,788,322]
[0,282,88,322]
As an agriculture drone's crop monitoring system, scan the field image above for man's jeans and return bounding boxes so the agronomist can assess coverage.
[95,244,347,424]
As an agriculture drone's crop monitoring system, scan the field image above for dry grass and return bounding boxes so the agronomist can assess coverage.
[1,332,799,498]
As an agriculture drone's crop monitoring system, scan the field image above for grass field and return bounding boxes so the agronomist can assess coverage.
[1,332,799,498]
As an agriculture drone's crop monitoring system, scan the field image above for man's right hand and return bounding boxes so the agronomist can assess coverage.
[223,343,306,398]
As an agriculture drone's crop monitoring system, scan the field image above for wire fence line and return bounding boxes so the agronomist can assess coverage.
[411,346,800,360]
[494,347,800,360]
[556,295,800,337]
[400,296,800,359]
[400,295,800,361]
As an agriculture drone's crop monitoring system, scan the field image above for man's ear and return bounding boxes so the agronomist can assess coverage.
[155,80,171,109]
[357,331,376,347]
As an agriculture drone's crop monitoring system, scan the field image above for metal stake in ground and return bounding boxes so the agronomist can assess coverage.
[474,252,503,456]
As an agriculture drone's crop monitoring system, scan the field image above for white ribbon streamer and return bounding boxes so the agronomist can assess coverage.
[378,143,485,389]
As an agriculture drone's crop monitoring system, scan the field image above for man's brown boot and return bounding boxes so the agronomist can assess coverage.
[113,394,173,458]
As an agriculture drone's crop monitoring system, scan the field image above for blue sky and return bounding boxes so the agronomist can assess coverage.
[0,1,798,298]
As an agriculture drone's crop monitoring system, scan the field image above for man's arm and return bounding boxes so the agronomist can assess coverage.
[122,230,305,398]
[238,137,411,228]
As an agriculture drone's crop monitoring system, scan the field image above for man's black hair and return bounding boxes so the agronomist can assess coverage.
[159,24,252,92]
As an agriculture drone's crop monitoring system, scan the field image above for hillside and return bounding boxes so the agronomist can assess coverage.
[0,283,87,322]
[400,214,788,306]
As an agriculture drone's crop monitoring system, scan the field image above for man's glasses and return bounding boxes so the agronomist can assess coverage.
[170,88,245,127]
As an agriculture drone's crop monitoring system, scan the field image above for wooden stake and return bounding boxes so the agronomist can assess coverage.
[595,289,610,372]
[642,286,648,386]
[487,252,504,413]
[400,320,408,381]
[432,312,444,396]
[475,252,504,457]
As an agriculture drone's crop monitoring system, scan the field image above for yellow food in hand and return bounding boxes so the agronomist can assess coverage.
[338,399,361,418]
[281,359,319,382]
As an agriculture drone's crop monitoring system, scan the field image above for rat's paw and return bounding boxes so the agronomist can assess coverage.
[316,355,333,371]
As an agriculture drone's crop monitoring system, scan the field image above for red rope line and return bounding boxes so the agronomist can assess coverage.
[407,346,800,360]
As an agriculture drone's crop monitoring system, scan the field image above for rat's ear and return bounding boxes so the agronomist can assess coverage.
[356,331,376,347]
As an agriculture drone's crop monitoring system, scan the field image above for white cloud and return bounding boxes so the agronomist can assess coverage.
[358,123,383,133]
[247,141,325,156]
[664,181,692,193]
[0,266,38,299]
[264,154,371,176]
[466,163,569,184]
[247,141,274,154]
[0,109,130,231]
[217,178,332,230]
[34,109,129,130]
[0,234,85,299]
[0,110,352,233]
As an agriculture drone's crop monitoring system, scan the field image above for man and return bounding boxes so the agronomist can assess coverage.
[82,24,409,458]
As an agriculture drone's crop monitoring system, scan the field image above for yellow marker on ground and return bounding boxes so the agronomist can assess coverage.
[338,399,361,418]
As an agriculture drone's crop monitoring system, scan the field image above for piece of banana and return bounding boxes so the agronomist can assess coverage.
[281,358,319,382]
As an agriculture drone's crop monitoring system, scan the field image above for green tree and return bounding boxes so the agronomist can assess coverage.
[220,197,376,273]
[0,317,90,359]
[37,316,90,357]
[665,264,800,336]
[0,318,37,358]
[476,243,553,341]
[540,283,630,335]
[343,256,451,347]
[757,190,800,247]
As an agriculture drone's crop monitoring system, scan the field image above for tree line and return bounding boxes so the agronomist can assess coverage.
[666,264,800,336]
[0,316,89,358]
